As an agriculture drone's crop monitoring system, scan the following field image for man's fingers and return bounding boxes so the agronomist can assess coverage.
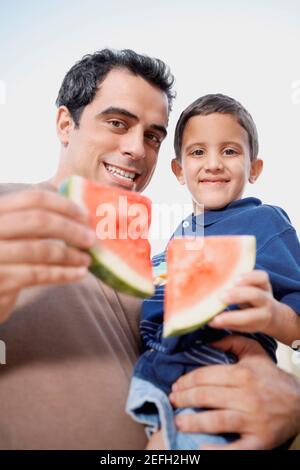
[175,410,246,435]
[0,293,19,324]
[0,210,95,248]
[0,240,91,266]
[170,385,245,411]
[0,264,87,294]
[172,363,238,391]
[211,334,270,360]
[0,190,88,223]
[202,435,264,450]
[172,336,271,393]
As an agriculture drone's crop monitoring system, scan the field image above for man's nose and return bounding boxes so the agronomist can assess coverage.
[120,128,146,160]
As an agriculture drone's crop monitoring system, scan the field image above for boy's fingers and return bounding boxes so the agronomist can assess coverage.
[209,309,265,330]
[219,286,268,307]
[235,270,271,290]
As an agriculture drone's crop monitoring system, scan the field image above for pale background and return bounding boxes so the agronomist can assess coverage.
[0,0,300,425]
[0,0,300,255]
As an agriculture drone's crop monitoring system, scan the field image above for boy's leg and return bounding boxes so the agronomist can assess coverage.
[145,430,166,450]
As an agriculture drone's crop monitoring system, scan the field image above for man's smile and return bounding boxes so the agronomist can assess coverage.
[103,162,142,189]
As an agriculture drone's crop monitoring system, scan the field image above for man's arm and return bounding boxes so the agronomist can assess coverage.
[169,335,300,450]
[0,189,95,323]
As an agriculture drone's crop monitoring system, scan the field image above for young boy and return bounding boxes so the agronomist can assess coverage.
[126,94,300,450]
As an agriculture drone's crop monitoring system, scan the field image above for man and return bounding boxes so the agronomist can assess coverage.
[0,49,299,450]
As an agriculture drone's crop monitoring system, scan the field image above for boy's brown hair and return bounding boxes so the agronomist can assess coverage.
[174,93,259,162]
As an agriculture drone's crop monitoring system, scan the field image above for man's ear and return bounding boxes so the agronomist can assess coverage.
[249,158,263,184]
[171,158,185,185]
[56,106,75,147]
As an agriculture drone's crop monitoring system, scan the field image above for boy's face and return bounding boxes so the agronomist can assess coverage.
[172,113,263,213]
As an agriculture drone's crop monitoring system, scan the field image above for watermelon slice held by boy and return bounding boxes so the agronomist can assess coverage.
[60,175,154,298]
[164,236,256,337]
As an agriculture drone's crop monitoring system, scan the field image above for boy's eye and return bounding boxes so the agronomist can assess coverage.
[191,149,204,156]
[223,148,237,156]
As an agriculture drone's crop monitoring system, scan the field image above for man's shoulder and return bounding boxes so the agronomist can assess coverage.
[0,182,33,196]
[0,181,56,196]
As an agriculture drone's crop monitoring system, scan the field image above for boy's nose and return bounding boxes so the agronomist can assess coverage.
[204,153,224,171]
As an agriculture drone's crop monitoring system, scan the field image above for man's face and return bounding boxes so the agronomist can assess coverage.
[59,68,169,192]
[172,113,262,213]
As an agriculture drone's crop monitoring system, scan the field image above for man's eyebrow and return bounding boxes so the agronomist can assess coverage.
[98,106,167,138]
[97,107,138,120]
[150,124,167,139]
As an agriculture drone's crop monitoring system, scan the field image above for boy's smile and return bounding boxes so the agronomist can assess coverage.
[172,113,263,214]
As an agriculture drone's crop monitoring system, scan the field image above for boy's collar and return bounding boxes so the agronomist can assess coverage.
[193,197,262,227]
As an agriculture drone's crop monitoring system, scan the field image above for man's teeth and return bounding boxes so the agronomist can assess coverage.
[106,164,136,180]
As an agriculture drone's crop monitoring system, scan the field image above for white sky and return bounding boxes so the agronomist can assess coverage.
[0,0,300,255]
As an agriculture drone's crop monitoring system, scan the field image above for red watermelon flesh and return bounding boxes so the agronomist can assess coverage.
[60,175,154,298]
[164,236,256,337]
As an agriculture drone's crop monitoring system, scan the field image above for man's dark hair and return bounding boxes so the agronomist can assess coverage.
[174,93,259,162]
[56,48,175,127]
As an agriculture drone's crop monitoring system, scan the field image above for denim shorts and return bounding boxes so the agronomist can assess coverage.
[126,376,236,450]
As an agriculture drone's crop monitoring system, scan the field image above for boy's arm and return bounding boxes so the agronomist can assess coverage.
[145,430,166,450]
[209,270,300,346]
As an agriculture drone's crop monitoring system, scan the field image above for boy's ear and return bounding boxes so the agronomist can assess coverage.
[249,158,263,184]
[171,158,185,185]
[56,106,75,147]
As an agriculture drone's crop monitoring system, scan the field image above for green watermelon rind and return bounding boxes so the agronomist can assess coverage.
[163,236,256,337]
[89,247,154,298]
[59,175,154,298]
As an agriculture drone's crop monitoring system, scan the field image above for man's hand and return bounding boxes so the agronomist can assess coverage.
[169,335,300,450]
[0,189,96,324]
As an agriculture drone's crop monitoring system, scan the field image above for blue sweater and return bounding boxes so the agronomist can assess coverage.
[132,197,300,395]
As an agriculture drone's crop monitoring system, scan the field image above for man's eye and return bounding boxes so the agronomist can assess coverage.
[146,133,161,144]
[108,120,126,129]
[224,148,237,156]
[191,149,204,156]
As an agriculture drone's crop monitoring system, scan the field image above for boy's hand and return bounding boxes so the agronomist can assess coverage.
[208,270,279,334]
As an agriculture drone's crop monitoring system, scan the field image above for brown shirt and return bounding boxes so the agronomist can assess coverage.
[0,183,147,449]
